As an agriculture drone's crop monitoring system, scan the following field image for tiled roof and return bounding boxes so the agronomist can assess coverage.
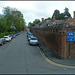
[54,20,66,25]
[33,17,73,28]
[39,20,66,28]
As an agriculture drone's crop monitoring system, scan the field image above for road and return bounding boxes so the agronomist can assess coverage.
[0,31,75,74]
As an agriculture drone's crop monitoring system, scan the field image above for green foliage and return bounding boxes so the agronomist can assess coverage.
[3,6,25,32]
[0,15,7,32]
[28,19,40,27]
[52,9,60,20]
[0,31,15,38]
[33,19,40,24]
[52,7,71,20]
[28,22,34,28]
[45,17,52,20]
[64,7,71,18]
[0,33,5,38]
[59,13,65,20]
[0,6,26,37]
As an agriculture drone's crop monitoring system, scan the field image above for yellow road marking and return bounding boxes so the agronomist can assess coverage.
[37,47,75,68]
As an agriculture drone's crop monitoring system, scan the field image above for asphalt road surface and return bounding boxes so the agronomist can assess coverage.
[0,31,75,74]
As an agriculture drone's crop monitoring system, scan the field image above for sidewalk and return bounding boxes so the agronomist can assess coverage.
[38,41,75,66]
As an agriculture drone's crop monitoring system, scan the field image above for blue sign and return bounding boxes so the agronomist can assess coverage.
[67,32,75,41]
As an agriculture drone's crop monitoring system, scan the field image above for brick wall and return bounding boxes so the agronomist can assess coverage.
[31,25,75,59]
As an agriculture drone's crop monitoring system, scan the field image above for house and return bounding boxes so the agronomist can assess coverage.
[33,11,75,28]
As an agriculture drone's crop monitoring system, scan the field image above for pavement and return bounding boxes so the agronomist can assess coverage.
[38,41,75,66]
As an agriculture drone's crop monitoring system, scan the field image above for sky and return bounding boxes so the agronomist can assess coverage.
[0,1,75,26]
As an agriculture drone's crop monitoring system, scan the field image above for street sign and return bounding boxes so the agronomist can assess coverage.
[67,32,75,59]
[67,32,75,41]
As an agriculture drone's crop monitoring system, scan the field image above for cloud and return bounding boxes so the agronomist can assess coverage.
[0,1,75,26]
[0,8,2,14]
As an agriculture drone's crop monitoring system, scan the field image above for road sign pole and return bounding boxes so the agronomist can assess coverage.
[69,41,71,59]
[67,32,75,59]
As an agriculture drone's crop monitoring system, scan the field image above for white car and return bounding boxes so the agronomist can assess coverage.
[29,37,39,45]
[4,36,11,42]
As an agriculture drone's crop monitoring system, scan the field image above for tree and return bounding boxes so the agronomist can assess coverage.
[3,6,13,27]
[52,8,71,20]
[33,19,40,24]
[28,19,40,28]
[64,7,71,18]
[28,22,32,27]
[52,9,60,20]
[45,17,52,20]
[11,10,25,31]
[3,6,26,32]
[59,13,65,20]
[0,14,7,32]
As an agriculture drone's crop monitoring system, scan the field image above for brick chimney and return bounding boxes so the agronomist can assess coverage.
[53,16,55,22]
[42,18,44,22]
[74,11,75,19]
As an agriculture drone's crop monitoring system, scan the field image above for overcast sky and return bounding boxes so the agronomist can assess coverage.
[0,1,75,26]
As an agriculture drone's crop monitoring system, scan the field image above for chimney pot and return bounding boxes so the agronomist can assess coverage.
[53,16,55,22]
[42,18,44,22]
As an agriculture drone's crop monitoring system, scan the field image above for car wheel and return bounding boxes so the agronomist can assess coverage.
[9,39,11,41]
[4,41,6,44]
[37,43,39,46]
[30,44,32,46]
[29,43,31,46]
[1,43,3,46]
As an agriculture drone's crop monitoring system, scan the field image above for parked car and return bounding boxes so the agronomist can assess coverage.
[27,34,34,41]
[14,32,20,36]
[27,31,33,37]
[13,34,16,38]
[29,37,39,45]
[0,38,6,46]
[1,38,6,43]
[27,30,30,35]
[9,34,14,39]
[17,32,20,35]
[4,36,11,42]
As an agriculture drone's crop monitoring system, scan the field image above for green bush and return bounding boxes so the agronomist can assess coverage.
[0,33,5,38]
[0,31,16,38]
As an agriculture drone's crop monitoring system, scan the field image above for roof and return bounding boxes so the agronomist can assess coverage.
[39,20,66,28]
[33,17,73,28]
[54,20,66,25]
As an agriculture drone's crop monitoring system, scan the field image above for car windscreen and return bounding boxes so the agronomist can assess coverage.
[31,38,37,40]
[4,37,8,38]
[0,39,2,41]
[29,34,33,35]
[9,35,12,37]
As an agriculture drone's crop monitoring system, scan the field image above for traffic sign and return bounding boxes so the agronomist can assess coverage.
[67,32,75,59]
[67,32,75,41]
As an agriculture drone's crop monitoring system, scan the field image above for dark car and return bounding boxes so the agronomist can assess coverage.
[9,34,14,39]
[13,34,16,38]
[27,31,33,37]
[27,30,30,34]
[14,32,20,36]
[27,34,34,41]
[0,38,6,46]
